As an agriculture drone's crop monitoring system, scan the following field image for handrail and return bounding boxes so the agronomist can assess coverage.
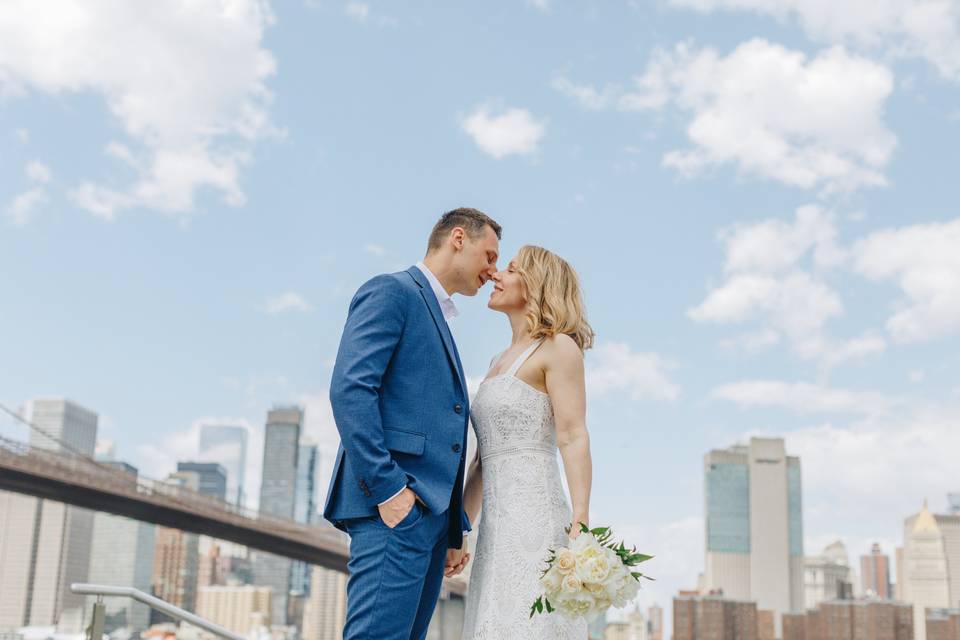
[70,584,246,640]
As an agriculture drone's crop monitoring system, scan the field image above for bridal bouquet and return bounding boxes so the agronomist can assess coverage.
[529,524,653,621]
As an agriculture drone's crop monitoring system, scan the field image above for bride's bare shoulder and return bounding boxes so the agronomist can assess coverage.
[541,334,584,369]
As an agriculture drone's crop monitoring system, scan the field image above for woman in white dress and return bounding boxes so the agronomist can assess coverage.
[459,245,595,640]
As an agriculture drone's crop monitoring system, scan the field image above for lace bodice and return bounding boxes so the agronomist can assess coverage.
[461,341,587,639]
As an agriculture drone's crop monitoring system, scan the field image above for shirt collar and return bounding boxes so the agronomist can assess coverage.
[415,261,459,322]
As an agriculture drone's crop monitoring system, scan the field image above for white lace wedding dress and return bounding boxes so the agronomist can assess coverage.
[461,340,588,639]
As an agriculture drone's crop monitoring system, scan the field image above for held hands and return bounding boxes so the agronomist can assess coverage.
[378,487,419,528]
[444,537,471,577]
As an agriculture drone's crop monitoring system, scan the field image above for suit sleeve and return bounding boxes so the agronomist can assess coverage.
[329,276,409,506]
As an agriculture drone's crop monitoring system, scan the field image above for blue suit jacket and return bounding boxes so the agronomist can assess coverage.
[322,266,472,548]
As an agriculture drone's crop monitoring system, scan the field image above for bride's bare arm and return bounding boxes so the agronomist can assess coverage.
[544,334,592,536]
[463,445,483,528]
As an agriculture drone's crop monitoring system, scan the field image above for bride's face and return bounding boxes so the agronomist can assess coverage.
[488,259,526,312]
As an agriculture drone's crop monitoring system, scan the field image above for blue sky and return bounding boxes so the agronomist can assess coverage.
[2,0,960,619]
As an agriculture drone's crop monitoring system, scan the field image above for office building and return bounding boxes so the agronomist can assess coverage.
[862,543,893,600]
[703,437,804,635]
[252,406,302,627]
[805,540,854,609]
[196,585,272,635]
[198,425,248,507]
[0,399,97,632]
[901,501,960,640]
[86,461,156,632]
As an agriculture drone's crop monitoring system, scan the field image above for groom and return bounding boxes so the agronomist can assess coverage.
[323,208,502,639]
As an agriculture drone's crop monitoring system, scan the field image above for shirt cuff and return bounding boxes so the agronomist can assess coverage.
[377,485,407,506]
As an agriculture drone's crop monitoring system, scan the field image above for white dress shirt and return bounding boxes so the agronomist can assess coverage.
[416,261,458,323]
[378,262,460,511]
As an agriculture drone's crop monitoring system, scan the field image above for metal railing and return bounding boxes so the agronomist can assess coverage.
[71,583,246,640]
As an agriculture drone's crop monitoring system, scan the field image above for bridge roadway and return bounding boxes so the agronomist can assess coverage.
[0,435,467,596]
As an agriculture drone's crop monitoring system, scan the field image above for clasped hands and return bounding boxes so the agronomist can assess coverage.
[377,486,470,577]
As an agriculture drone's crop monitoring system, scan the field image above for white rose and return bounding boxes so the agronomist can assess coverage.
[561,573,582,594]
[555,548,577,575]
[540,566,562,594]
[557,593,594,619]
[578,555,612,584]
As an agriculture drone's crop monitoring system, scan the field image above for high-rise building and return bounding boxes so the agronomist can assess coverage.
[648,604,663,640]
[198,425,248,507]
[290,442,319,603]
[805,540,854,609]
[301,567,347,640]
[703,437,804,635]
[198,543,253,589]
[0,399,97,633]
[196,585,272,635]
[673,594,759,640]
[862,543,893,600]
[176,462,227,501]
[253,406,302,627]
[152,471,201,616]
[901,501,960,640]
[949,494,960,516]
[87,461,156,633]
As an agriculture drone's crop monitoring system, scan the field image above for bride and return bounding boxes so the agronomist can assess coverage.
[457,245,594,639]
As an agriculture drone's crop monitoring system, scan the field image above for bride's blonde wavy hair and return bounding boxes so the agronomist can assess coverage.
[514,245,595,352]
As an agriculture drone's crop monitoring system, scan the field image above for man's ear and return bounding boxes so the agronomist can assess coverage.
[451,227,465,250]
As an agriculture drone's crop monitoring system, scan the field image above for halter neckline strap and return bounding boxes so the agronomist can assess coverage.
[505,339,545,378]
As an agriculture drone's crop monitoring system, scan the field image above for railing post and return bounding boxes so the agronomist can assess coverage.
[86,598,105,640]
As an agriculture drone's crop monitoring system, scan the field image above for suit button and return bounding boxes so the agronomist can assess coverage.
[452,443,461,453]
[454,404,463,414]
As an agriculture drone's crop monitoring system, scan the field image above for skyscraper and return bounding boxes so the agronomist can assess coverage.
[703,437,804,636]
[199,425,248,507]
[253,406,302,627]
[301,567,347,640]
[176,461,228,501]
[949,493,960,516]
[153,471,201,616]
[87,461,156,633]
[291,443,318,600]
[901,501,960,640]
[0,398,97,632]
[861,543,892,600]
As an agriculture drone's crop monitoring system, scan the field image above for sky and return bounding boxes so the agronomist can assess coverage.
[2,0,960,625]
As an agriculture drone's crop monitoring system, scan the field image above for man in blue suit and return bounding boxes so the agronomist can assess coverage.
[323,208,501,639]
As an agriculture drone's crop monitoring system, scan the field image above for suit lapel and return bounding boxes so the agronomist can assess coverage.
[406,267,467,397]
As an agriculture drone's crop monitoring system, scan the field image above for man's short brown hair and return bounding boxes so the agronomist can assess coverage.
[427,207,502,251]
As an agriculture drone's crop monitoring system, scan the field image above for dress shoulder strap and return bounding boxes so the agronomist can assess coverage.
[506,339,545,378]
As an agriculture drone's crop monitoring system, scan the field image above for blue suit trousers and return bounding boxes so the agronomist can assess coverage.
[342,503,450,640]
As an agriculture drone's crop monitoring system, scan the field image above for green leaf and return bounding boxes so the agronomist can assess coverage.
[545,598,555,613]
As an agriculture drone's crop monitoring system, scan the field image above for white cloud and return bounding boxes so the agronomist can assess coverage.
[461,104,546,159]
[25,160,51,183]
[712,380,892,415]
[14,128,28,143]
[5,187,48,225]
[0,0,278,219]
[720,204,845,274]
[852,218,960,342]
[587,342,680,402]
[666,0,960,81]
[560,40,896,194]
[528,0,551,12]
[363,243,386,256]
[265,292,312,315]
[754,405,960,535]
[689,205,893,366]
[344,2,370,21]
[690,270,843,359]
